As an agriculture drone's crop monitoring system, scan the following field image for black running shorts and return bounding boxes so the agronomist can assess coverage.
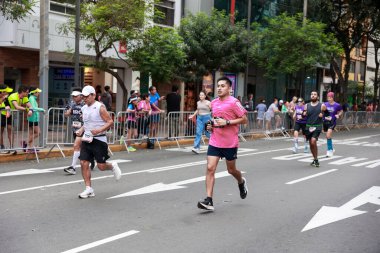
[294,122,306,133]
[305,129,321,141]
[79,138,110,163]
[207,144,238,161]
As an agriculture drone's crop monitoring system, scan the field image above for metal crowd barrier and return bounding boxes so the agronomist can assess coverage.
[116,111,168,151]
[0,109,45,162]
[167,111,200,148]
[2,108,380,161]
[45,107,116,158]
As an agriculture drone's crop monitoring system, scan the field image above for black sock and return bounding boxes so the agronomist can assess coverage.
[206,197,212,202]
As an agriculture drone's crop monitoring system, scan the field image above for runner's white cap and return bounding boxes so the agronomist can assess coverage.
[82,85,96,96]
[71,91,82,96]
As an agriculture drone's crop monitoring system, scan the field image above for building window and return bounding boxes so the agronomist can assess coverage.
[154,0,175,27]
[50,0,75,15]
[349,61,356,73]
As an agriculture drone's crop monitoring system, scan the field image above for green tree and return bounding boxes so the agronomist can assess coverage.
[312,0,380,99]
[178,9,253,83]
[125,26,186,83]
[368,28,380,103]
[60,0,155,109]
[1,0,35,22]
[250,13,342,93]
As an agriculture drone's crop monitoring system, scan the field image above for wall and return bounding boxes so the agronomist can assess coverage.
[0,48,39,85]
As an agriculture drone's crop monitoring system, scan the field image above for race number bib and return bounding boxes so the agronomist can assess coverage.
[308,127,316,133]
[72,121,82,128]
[82,131,93,143]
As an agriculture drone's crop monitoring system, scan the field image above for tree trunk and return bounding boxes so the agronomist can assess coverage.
[331,57,344,94]
[373,46,379,103]
[342,49,352,101]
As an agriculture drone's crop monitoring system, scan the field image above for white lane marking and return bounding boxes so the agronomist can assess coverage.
[302,186,380,232]
[297,156,342,162]
[0,169,54,177]
[351,159,380,168]
[0,147,304,196]
[61,230,139,253]
[285,169,338,185]
[0,159,131,177]
[328,157,368,165]
[147,161,206,173]
[108,171,233,199]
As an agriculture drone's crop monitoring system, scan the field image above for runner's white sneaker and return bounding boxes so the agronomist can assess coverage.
[78,187,95,199]
[292,147,297,154]
[192,148,200,154]
[326,150,333,157]
[112,162,122,180]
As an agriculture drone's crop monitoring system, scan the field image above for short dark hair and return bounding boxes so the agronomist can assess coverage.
[217,76,232,86]
[311,90,319,95]
[18,85,29,93]
[104,85,110,92]
[149,86,156,92]
[171,85,179,92]
[141,93,149,100]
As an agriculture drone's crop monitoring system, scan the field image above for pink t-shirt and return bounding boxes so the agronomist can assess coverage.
[209,96,247,148]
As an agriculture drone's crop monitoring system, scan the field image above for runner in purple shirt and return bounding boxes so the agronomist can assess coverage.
[323,92,343,157]
[292,97,309,153]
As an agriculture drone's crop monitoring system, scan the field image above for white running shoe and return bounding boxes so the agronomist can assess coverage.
[191,148,200,154]
[304,145,309,153]
[292,147,298,154]
[326,150,333,157]
[78,187,95,199]
[112,162,122,180]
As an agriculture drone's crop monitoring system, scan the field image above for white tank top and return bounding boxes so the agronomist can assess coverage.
[81,101,107,143]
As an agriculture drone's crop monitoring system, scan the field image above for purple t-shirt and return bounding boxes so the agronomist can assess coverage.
[295,104,307,123]
[324,102,342,123]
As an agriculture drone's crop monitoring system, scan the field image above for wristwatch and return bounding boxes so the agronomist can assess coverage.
[226,120,230,125]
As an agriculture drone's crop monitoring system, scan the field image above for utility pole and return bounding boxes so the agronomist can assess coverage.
[39,0,49,146]
[74,0,81,87]
[244,0,252,100]
[303,0,307,24]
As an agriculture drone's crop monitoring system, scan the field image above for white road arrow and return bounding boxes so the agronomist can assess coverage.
[0,159,131,177]
[302,186,380,232]
[108,171,234,199]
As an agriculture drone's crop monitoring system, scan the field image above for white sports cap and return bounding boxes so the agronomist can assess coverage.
[279,100,284,104]
[71,90,82,96]
[82,85,96,96]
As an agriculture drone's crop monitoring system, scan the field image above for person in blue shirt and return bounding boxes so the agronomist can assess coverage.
[148,86,165,139]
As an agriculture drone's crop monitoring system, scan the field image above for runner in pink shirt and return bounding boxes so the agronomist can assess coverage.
[197,76,249,211]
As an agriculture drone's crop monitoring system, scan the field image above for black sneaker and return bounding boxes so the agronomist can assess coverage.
[239,177,248,199]
[64,166,76,175]
[310,160,320,167]
[197,197,214,211]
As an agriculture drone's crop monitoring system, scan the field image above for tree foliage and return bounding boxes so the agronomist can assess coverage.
[250,13,342,78]
[125,26,186,83]
[312,0,380,99]
[0,0,35,22]
[368,27,380,102]
[60,0,154,109]
[178,9,253,82]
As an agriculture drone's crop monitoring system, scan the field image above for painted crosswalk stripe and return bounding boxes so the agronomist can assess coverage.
[286,169,338,185]
[61,230,139,253]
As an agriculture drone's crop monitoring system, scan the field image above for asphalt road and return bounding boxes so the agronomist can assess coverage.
[0,128,379,253]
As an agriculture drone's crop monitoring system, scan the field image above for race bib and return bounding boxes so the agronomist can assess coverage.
[72,121,82,128]
[325,116,332,121]
[296,115,302,120]
[82,131,93,143]
[309,127,316,133]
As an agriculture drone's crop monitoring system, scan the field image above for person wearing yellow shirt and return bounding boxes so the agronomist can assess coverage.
[7,86,33,153]
[0,84,13,153]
